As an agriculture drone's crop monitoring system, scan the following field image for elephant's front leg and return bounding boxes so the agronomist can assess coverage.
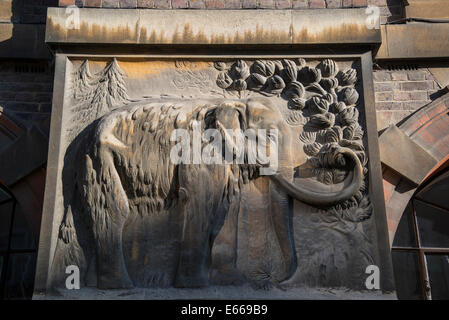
[175,165,228,288]
[175,196,213,288]
[269,184,297,282]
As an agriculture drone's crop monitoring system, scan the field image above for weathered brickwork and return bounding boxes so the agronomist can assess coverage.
[0,61,54,133]
[374,68,441,131]
[58,0,403,23]
[7,0,59,24]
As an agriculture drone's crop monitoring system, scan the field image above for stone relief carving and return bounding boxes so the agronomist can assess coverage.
[51,58,376,291]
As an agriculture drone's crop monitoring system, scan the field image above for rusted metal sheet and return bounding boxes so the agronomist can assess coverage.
[376,23,449,60]
[46,8,381,46]
[379,125,438,185]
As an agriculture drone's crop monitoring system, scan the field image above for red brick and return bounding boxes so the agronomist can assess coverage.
[326,0,342,8]
[374,82,400,92]
[205,0,225,7]
[172,0,188,7]
[224,0,242,8]
[342,0,352,6]
[276,0,291,9]
[375,102,402,111]
[259,0,276,8]
[189,0,206,8]
[375,91,393,102]
[367,0,387,5]
[59,0,76,6]
[401,81,435,91]
[120,0,137,7]
[137,0,154,7]
[352,0,367,7]
[407,71,427,81]
[103,0,120,7]
[292,0,307,8]
[309,0,325,8]
[242,0,257,8]
[153,0,171,7]
[373,71,391,82]
[390,71,407,81]
[84,0,102,7]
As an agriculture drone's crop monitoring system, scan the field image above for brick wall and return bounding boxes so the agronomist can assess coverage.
[59,0,404,23]
[374,68,442,131]
[0,61,54,134]
[7,0,59,24]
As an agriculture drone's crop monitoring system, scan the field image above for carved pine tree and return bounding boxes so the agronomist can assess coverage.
[68,59,130,140]
[71,60,95,102]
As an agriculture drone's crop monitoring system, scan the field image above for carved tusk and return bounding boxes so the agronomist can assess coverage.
[269,148,363,208]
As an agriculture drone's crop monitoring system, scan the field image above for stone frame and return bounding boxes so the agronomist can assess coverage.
[33,50,395,296]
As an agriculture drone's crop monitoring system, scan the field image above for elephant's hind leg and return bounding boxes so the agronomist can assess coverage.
[83,149,133,289]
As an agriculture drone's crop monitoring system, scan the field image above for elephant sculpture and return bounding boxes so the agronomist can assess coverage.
[56,97,363,289]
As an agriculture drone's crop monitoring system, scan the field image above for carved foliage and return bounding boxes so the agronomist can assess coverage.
[67,59,131,140]
[215,59,369,221]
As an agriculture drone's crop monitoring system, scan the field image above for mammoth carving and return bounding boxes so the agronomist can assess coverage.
[56,96,364,289]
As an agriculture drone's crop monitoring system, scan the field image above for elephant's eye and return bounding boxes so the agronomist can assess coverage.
[252,116,263,124]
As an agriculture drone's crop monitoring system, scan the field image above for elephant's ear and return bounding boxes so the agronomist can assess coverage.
[211,101,248,131]
[232,102,247,131]
[204,108,217,129]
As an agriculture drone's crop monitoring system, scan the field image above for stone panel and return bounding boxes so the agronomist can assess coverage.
[33,54,395,298]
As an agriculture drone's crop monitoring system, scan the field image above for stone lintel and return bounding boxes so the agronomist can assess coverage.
[45,8,381,46]
[405,0,449,20]
[379,125,438,186]
[376,23,449,60]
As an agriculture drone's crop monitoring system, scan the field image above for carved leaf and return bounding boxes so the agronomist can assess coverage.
[214,62,228,71]
[288,98,306,110]
[248,73,267,90]
[281,59,298,83]
[320,78,339,92]
[339,139,365,151]
[299,131,317,144]
[251,60,276,77]
[304,142,322,156]
[264,75,285,93]
[283,81,305,100]
[329,102,347,114]
[308,96,329,114]
[324,126,343,143]
[216,72,233,89]
[319,59,339,78]
[340,87,359,106]
[297,66,322,84]
[338,107,359,126]
[295,58,307,69]
[233,79,247,91]
[309,113,335,129]
[231,60,250,80]
[285,110,306,126]
[339,68,357,86]
[343,124,364,140]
